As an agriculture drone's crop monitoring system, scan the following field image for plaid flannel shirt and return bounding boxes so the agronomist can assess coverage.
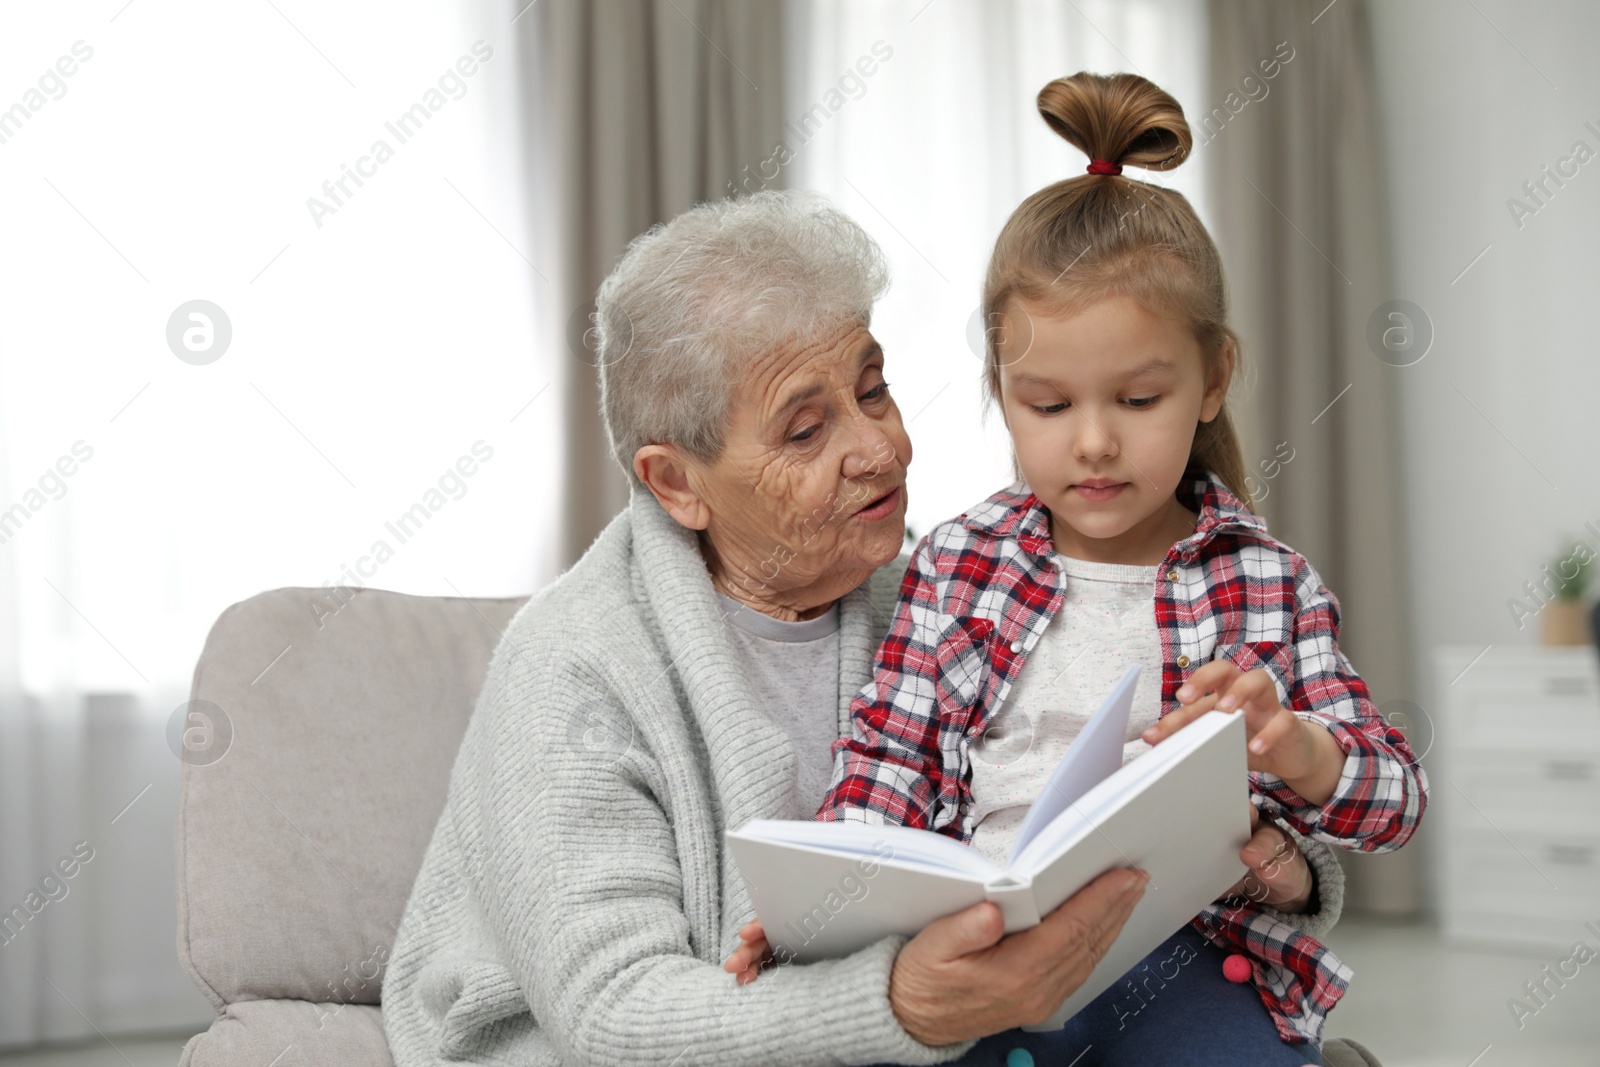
[816,465,1429,1045]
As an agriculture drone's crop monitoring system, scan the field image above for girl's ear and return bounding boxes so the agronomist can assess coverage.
[1199,336,1235,424]
[634,445,712,530]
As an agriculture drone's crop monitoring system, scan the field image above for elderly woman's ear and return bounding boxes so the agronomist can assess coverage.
[634,445,712,531]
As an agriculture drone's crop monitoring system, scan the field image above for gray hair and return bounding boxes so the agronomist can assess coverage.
[594,189,890,484]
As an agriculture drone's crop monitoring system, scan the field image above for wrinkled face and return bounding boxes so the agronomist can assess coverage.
[689,319,913,606]
[996,294,1226,563]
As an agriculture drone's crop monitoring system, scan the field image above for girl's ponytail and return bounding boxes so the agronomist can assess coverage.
[1035,72,1192,174]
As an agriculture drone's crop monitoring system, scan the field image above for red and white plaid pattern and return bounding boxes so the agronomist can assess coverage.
[816,465,1428,1045]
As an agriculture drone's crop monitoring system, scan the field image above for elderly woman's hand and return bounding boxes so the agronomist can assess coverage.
[886,867,1147,1046]
[725,810,1312,1002]
[726,870,1147,1039]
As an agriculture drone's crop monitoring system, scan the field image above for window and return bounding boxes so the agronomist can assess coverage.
[786,0,1209,538]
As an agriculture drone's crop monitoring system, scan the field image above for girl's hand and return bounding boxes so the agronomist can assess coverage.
[1222,803,1314,912]
[1141,688,1222,743]
[1144,661,1344,803]
[722,919,774,985]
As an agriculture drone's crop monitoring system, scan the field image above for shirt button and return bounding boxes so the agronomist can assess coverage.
[1167,568,1180,581]
[1176,654,1191,668]
[1009,640,1023,654]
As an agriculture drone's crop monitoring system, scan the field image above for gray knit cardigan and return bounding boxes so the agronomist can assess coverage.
[381,487,1345,1066]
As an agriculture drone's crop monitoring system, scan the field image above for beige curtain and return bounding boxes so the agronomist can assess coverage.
[1205,0,1422,914]
[526,0,788,562]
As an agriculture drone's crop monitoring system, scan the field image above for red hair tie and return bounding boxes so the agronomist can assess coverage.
[1086,158,1122,175]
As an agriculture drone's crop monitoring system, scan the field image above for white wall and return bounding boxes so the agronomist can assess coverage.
[1367,0,1600,912]
[1371,0,1600,648]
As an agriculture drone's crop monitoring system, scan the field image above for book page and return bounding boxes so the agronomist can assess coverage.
[1013,711,1250,1031]
[732,819,1002,880]
[725,710,1249,971]
[1009,709,1236,877]
[1005,664,1143,867]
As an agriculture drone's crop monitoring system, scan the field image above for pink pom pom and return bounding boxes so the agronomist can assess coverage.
[1222,953,1252,983]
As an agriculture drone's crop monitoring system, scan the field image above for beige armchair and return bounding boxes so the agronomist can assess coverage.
[175,585,1383,1066]
[176,586,523,1064]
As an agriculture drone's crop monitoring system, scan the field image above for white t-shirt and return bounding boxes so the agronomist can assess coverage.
[967,553,1166,866]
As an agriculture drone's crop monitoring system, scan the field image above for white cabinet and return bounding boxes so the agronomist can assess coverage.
[1434,646,1600,950]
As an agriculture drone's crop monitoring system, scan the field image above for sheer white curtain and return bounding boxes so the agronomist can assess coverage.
[785,0,1209,540]
[0,0,556,1044]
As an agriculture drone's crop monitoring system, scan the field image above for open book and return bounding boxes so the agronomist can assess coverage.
[727,664,1251,1031]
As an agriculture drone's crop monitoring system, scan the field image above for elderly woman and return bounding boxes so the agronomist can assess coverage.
[381,191,1343,1066]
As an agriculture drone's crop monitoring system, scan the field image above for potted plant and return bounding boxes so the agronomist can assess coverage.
[1542,539,1595,646]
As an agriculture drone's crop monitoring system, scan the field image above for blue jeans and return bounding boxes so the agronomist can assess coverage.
[876,926,1324,1067]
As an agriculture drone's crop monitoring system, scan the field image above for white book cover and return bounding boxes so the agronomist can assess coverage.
[727,664,1252,1031]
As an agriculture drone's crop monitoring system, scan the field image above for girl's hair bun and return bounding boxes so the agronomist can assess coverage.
[1036,72,1192,173]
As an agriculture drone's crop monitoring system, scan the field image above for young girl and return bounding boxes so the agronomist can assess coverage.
[724,72,1427,1063]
